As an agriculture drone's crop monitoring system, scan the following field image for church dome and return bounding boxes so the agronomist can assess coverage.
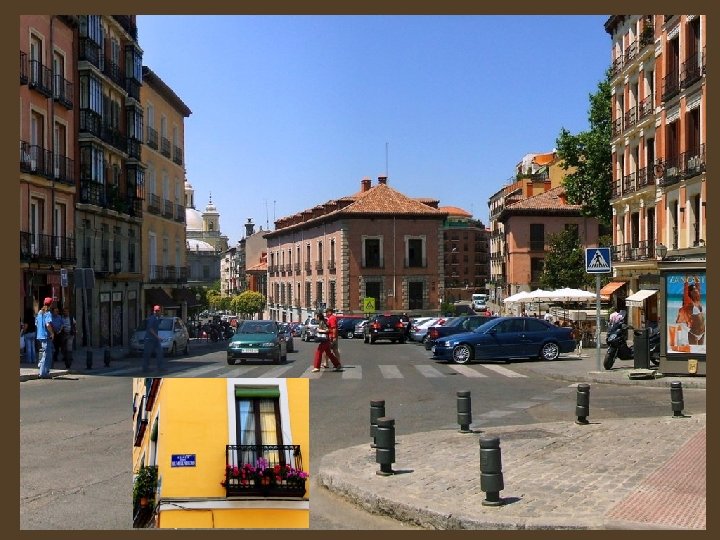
[185,207,204,231]
[187,239,215,252]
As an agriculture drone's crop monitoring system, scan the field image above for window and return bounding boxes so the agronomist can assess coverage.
[113,226,122,271]
[406,237,425,267]
[564,223,579,239]
[316,282,323,305]
[530,257,544,283]
[363,237,382,268]
[101,224,110,271]
[128,229,136,272]
[317,241,323,263]
[329,281,336,308]
[530,224,545,251]
[365,281,381,310]
[305,282,311,307]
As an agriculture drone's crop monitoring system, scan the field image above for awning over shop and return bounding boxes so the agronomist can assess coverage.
[599,281,627,300]
[173,288,202,307]
[625,289,659,307]
[144,288,176,308]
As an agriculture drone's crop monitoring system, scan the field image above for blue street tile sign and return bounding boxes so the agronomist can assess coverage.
[171,454,196,467]
[585,247,612,273]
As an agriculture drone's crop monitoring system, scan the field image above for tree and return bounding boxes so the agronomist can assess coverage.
[555,68,613,225]
[206,290,222,311]
[233,290,265,318]
[540,229,594,290]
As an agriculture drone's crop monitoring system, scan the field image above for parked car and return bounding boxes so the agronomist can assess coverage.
[407,317,432,341]
[411,317,447,344]
[353,319,369,339]
[227,320,287,365]
[431,316,575,364]
[363,314,406,344]
[337,316,366,339]
[301,317,319,342]
[278,322,295,353]
[129,317,190,356]
[424,315,496,350]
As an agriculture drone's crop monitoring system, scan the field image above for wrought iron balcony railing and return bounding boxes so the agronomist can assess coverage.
[225,444,306,498]
[173,145,183,165]
[680,54,703,89]
[20,51,28,84]
[146,126,158,150]
[53,74,73,109]
[20,231,76,264]
[161,137,171,158]
[29,60,53,97]
[662,71,680,102]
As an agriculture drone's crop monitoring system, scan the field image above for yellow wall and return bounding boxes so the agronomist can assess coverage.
[160,508,309,529]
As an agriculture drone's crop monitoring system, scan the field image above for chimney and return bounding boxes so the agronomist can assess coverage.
[361,177,372,192]
[244,218,255,237]
[378,175,388,185]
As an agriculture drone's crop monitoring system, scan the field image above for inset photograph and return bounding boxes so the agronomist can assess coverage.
[132,377,309,529]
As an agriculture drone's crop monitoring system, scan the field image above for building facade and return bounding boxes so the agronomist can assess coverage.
[185,183,228,289]
[140,66,191,318]
[439,206,490,302]
[605,15,706,374]
[19,15,78,321]
[132,377,309,529]
[264,176,447,322]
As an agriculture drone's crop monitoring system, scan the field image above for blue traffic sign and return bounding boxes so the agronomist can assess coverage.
[171,454,196,467]
[585,247,612,273]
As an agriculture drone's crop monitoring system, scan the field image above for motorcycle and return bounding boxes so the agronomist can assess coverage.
[603,311,660,370]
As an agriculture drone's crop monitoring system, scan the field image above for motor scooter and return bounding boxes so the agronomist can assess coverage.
[604,311,660,370]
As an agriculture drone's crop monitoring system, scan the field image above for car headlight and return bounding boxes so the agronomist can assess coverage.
[229,342,241,349]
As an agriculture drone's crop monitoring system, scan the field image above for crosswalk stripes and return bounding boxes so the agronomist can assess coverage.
[341,365,361,379]
[446,364,488,378]
[379,365,404,378]
[480,364,528,378]
[260,365,296,378]
[414,365,445,378]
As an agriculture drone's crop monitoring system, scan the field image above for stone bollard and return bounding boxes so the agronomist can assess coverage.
[671,381,685,418]
[86,350,93,370]
[575,383,590,425]
[375,417,396,476]
[457,390,472,433]
[479,436,505,506]
[104,348,111,367]
[370,400,386,448]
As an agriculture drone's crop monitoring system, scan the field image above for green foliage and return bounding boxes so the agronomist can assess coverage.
[440,301,456,315]
[206,290,222,310]
[556,68,613,226]
[233,290,266,317]
[540,229,594,290]
[133,466,158,507]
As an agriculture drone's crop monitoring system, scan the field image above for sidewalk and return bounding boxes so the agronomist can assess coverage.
[315,351,706,530]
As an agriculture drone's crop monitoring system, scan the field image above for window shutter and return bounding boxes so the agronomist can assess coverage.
[235,387,280,399]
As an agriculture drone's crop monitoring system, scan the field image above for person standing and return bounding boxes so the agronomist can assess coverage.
[60,307,76,368]
[142,305,165,372]
[21,307,37,365]
[50,305,64,367]
[311,312,341,373]
[36,297,55,379]
[323,307,342,369]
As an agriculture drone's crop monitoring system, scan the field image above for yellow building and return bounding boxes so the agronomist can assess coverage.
[132,378,309,529]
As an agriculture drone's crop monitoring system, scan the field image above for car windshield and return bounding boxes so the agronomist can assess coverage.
[239,322,276,334]
[137,318,173,331]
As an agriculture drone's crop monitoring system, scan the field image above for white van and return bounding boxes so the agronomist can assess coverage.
[471,293,488,312]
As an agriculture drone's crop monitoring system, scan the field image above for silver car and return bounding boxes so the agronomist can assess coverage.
[129,316,190,356]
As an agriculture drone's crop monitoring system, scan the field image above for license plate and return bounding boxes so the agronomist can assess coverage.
[241,348,259,354]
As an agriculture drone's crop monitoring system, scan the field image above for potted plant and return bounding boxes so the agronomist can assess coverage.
[133,466,158,508]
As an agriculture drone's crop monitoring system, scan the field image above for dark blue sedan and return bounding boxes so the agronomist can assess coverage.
[431,317,576,364]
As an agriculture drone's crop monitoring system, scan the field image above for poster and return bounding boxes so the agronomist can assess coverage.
[665,272,706,355]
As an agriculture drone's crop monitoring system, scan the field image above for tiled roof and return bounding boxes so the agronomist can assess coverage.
[506,186,580,211]
[246,261,268,272]
[341,184,445,215]
[439,205,472,217]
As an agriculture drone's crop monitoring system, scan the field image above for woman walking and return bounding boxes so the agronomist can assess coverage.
[312,312,342,373]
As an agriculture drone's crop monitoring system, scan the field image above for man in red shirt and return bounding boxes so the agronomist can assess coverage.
[325,307,342,368]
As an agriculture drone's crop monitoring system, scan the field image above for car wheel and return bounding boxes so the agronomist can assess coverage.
[227,358,236,365]
[452,344,473,364]
[346,330,354,339]
[281,353,288,363]
[540,342,560,361]
[400,338,406,344]
[421,334,429,344]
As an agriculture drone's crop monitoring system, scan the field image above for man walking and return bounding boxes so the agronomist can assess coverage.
[36,297,55,379]
[324,307,342,368]
[142,305,165,372]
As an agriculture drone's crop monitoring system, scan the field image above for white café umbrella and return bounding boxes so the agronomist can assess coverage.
[525,288,555,302]
[503,290,533,304]
[549,287,597,302]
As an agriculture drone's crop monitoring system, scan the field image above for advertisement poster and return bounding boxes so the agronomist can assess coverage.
[666,272,706,355]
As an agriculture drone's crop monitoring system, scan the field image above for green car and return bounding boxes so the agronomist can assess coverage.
[227,320,288,365]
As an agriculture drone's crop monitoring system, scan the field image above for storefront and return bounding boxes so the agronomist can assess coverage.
[657,261,705,376]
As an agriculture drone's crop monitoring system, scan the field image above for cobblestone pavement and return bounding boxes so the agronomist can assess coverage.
[317,414,706,530]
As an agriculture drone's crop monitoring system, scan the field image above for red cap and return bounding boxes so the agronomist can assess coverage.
[153,305,161,311]
[43,297,53,306]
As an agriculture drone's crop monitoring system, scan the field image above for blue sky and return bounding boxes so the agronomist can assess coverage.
[137,15,611,244]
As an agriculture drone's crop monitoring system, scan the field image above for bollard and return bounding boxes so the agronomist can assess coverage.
[104,348,111,367]
[457,390,472,433]
[575,383,590,425]
[671,381,685,418]
[479,436,505,506]
[370,399,386,448]
[375,417,395,476]
[86,350,93,370]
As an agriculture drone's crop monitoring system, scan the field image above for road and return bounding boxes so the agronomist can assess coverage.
[20,337,706,529]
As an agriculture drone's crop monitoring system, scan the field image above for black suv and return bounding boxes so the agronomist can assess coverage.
[363,314,406,344]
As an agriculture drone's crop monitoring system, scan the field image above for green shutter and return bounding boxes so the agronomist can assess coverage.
[150,419,159,442]
[234,387,280,399]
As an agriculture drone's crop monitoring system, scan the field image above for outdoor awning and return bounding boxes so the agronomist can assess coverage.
[625,289,659,307]
[599,281,627,297]
[144,288,176,308]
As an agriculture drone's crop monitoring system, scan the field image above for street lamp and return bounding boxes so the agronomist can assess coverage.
[655,243,668,260]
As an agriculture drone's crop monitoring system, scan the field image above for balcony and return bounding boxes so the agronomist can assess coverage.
[636,167,651,189]
[680,54,703,89]
[53,74,73,109]
[639,24,654,48]
[682,144,706,179]
[328,260,336,272]
[662,71,680,102]
[103,56,124,88]
[612,117,623,138]
[146,127,158,150]
[611,178,621,199]
[127,136,142,160]
[304,262,312,273]
[173,145,183,166]
[659,157,680,187]
[637,95,654,121]
[175,203,185,223]
[19,141,75,185]
[100,123,128,153]
[113,15,138,40]
[293,263,301,274]
[315,261,324,273]
[611,241,655,263]
[160,137,171,158]
[28,60,53,97]
[224,444,306,498]
[622,172,637,195]
[611,56,624,78]
[624,40,639,64]
[163,200,174,219]
[78,37,101,68]
[623,106,637,131]
[20,231,76,264]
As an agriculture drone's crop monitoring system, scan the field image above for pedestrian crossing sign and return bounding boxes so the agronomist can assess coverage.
[585,247,612,273]
[363,297,376,313]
